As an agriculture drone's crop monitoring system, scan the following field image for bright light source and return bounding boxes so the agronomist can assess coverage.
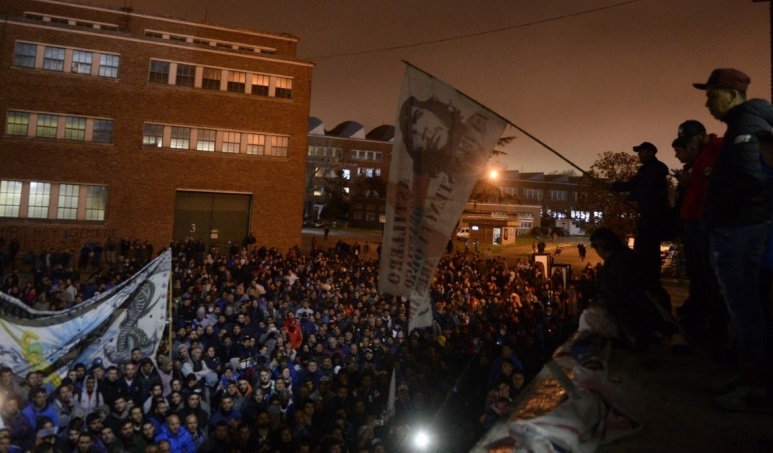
[413,429,431,450]
[488,169,499,180]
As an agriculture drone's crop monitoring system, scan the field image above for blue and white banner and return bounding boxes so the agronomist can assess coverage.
[378,64,507,331]
[0,251,170,384]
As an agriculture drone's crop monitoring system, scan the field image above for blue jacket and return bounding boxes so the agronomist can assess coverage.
[155,425,196,453]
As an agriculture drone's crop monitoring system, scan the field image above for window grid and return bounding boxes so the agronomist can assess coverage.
[251,74,269,96]
[0,181,22,218]
[98,54,120,78]
[85,186,107,221]
[14,42,37,68]
[143,124,164,147]
[270,136,289,157]
[176,64,196,87]
[202,67,221,90]
[71,50,93,74]
[36,114,59,138]
[64,117,86,141]
[27,182,51,219]
[43,46,65,71]
[170,127,191,149]
[5,111,30,136]
[222,131,241,153]
[148,60,170,84]
[92,120,113,143]
[246,134,266,155]
[57,184,79,220]
[196,129,216,151]
[227,71,246,93]
[275,77,293,99]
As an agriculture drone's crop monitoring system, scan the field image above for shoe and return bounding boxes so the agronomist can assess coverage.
[714,385,773,413]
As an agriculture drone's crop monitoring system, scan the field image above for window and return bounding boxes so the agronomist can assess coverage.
[64,116,86,140]
[176,64,195,87]
[43,46,65,71]
[92,119,113,143]
[14,42,37,68]
[170,127,191,149]
[202,67,221,90]
[251,74,269,96]
[222,131,241,153]
[270,136,289,156]
[57,184,79,220]
[143,123,164,147]
[27,182,51,218]
[275,77,292,99]
[148,60,170,84]
[5,111,30,136]
[245,134,265,155]
[98,54,120,78]
[36,114,59,138]
[0,180,22,217]
[227,71,246,93]
[196,129,216,151]
[85,186,107,221]
[71,50,93,74]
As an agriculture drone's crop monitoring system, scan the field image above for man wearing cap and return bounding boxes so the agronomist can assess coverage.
[671,120,726,342]
[693,68,773,412]
[611,141,672,283]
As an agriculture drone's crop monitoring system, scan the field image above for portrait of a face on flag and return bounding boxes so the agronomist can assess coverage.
[378,64,507,331]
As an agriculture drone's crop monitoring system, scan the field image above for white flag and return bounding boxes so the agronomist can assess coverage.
[379,64,507,331]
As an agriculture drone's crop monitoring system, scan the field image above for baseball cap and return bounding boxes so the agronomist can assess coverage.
[672,120,706,148]
[632,142,657,154]
[693,68,750,92]
[36,427,56,438]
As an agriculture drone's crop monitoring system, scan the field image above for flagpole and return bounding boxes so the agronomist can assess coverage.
[168,257,173,364]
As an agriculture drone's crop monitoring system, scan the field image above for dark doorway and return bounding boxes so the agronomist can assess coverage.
[173,191,251,250]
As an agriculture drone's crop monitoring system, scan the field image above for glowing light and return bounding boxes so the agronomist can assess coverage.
[413,429,431,450]
[488,169,499,180]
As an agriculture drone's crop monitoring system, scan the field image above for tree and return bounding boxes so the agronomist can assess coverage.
[575,151,640,238]
[319,169,350,222]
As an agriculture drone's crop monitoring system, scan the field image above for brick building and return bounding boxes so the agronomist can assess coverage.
[0,0,313,256]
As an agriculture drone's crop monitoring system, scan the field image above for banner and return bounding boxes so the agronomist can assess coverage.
[378,64,507,331]
[0,250,171,384]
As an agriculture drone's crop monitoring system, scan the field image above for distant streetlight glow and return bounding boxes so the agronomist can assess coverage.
[412,429,431,450]
[488,169,499,180]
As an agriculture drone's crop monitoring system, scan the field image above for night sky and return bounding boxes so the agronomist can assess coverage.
[97,0,770,174]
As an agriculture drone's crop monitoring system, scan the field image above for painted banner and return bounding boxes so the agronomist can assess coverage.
[378,64,507,331]
[0,250,170,384]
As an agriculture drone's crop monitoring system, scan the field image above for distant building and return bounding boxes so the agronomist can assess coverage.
[306,118,392,228]
[0,0,313,254]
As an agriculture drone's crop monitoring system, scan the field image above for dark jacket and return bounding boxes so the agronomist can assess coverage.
[703,98,773,228]
[611,157,671,228]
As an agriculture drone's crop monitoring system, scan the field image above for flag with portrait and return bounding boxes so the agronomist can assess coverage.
[379,64,507,331]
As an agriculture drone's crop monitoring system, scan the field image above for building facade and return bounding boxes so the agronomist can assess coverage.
[0,0,313,256]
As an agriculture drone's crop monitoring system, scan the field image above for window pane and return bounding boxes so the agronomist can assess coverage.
[14,42,37,68]
[65,116,86,140]
[251,74,269,96]
[196,129,216,151]
[43,46,65,71]
[148,60,170,84]
[227,71,246,93]
[202,67,221,90]
[85,186,107,221]
[5,111,30,136]
[99,54,120,78]
[176,64,196,87]
[222,131,241,153]
[92,119,113,143]
[275,77,292,99]
[170,127,191,149]
[57,184,79,219]
[143,123,164,147]
[71,50,93,74]
[28,181,51,218]
[245,134,265,155]
[270,136,288,156]
[0,180,22,217]
[36,114,59,138]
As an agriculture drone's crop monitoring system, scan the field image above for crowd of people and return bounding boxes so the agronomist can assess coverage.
[0,235,603,453]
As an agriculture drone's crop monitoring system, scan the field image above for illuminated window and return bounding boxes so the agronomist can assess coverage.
[85,186,107,221]
[43,46,65,71]
[0,180,22,217]
[176,64,195,87]
[98,54,120,78]
[251,74,269,96]
[170,127,191,149]
[14,42,37,68]
[196,129,216,151]
[36,114,59,138]
[143,123,164,147]
[275,77,292,99]
[71,50,93,74]
[245,134,265,155]
[65,116,86,140]
[27,182,51,218]
[227,71,246,93]
[202,67,221,90]
[222,131,241,153]
[92,119,113,143]
[148,60,170,84]
[57,184,79,220]
[270,136,288,157]
[5,111,30,136]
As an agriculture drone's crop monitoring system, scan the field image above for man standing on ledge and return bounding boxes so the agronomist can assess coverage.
[611,141,671,283]
[693,68,772,412]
